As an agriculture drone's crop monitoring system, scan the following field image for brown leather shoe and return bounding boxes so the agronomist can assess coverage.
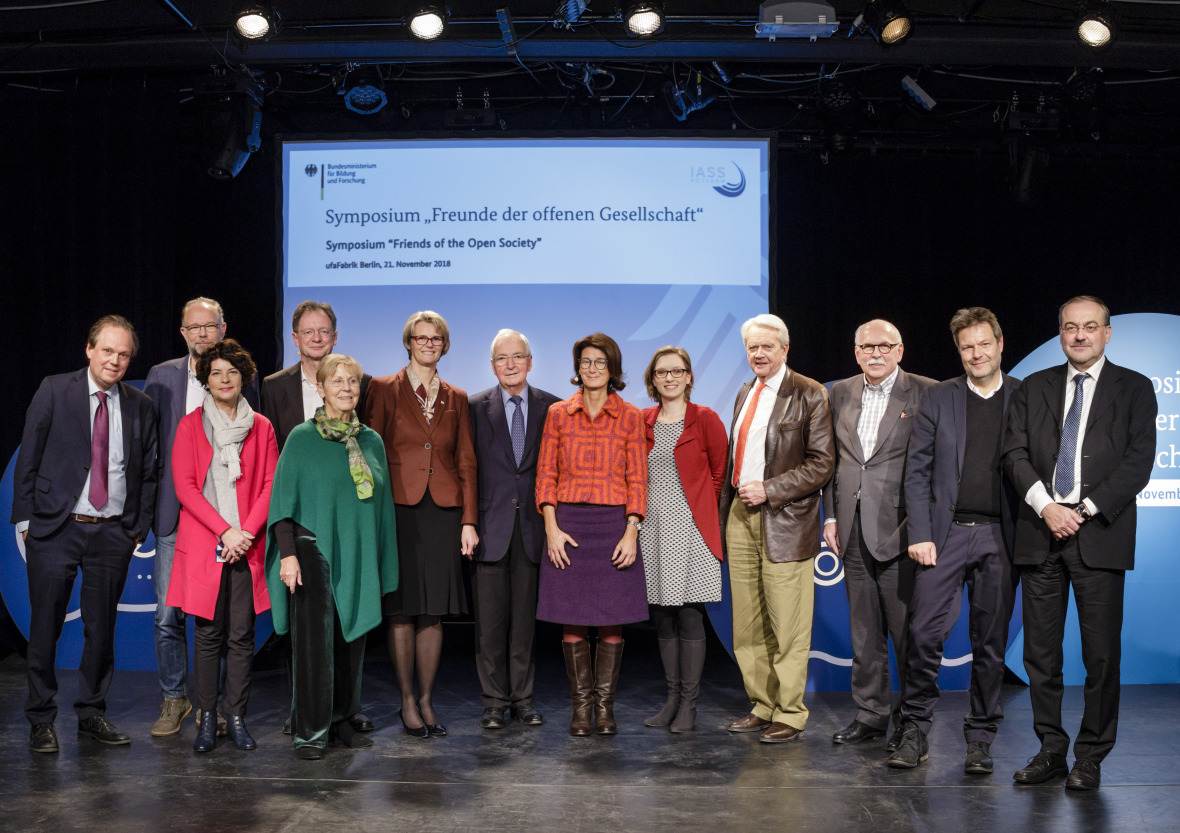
[760,722,804,743]
[727,713,772,733]
[562,640,594,737]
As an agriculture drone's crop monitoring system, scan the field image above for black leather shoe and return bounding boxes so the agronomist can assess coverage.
[295,745,324,760]
[480,707,507,730]
[1013,750,1069,784]
[964,741,994,774]
[426,723,448,738]
[78,715,131,746]
[1066,758,1101,791]
[511,704,544,726]
[349,713,375,733]
[399,709,429,739]
[833,720,886,745]
[886,726,905,752]
[30,723,59,753]
[225,715,257,751]
[333,719,375,748]
[886,724,929,768]
[193,710,216,753]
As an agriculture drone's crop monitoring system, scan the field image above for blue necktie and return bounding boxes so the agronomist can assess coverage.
[1054,372,1089,497]
[510,395,525,467]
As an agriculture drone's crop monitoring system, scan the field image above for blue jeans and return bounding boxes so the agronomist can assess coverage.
[153,531,189,698]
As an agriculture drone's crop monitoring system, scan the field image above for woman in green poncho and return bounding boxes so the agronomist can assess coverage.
[266,353,398,760]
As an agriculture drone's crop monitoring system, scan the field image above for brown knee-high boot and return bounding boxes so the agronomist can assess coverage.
[593,640,624,736]
[563,640,594,737]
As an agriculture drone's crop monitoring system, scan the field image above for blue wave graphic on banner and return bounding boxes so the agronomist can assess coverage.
[713,163,746,198]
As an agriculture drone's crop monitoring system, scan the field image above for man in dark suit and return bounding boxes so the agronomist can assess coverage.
[890,308,1020,773]
[260,300,371,451]
[13,315,158,753]
[259,299,372,734]
[823,319,935,750]
[1003,295,1156,791]
[468,329,560,729]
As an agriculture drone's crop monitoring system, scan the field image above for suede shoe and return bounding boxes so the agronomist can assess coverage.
[78,715,131,745]
[886,725,905,752]
[964,741,994,774]
[1066,758,1101,791]
[480,707,507,730]
[150,695,192,737]
[30,722,59,753]
[760,723,804,743]
[1013,750,1069,784]
[832,719,886,745]
[511,704,544,726]
[727,713,772,733]
[887,724,929,769]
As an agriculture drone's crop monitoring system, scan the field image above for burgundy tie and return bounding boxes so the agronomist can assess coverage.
[89,391,110,509]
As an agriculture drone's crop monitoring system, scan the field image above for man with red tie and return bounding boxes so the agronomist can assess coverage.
[719,313,835,744]
[13,315,158,753]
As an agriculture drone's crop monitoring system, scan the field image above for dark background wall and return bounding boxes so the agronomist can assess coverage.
[3,90,1178,650]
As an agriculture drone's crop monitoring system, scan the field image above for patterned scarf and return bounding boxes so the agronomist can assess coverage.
[406,365,441,424]
[312,406,374,500]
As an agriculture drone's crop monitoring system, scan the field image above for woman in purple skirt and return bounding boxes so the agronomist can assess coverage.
[535,333,648,737]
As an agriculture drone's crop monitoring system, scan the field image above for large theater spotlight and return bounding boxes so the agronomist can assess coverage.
[623,2,665,37]
[233,3,280,41]
[861,0,912,45]
[197,77,264,180]
[408,4,448,40]
[1076,0,1115,47]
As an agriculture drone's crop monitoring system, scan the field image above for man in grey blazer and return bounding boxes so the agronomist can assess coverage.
[823,319,935,750]
[468,329,560,729]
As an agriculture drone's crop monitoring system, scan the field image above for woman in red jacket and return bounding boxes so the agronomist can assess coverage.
[168,339,278,753]
[640,345,728,733]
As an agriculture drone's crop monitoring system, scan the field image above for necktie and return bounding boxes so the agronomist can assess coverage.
[732,382,767,489]
[510,395,525,467]
[89,391,110,510]
[1054,372,1089,497]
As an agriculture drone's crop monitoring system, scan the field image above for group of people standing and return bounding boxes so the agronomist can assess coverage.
[11,294,1156,793]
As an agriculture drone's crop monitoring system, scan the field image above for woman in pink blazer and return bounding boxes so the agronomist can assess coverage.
[168,339,278,753]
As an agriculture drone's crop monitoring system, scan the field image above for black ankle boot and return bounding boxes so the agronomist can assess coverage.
[193,710,216,753]
[225,715,256,750]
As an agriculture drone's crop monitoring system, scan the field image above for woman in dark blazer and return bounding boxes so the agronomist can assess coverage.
[362,310,478,738]
[639,346,728,733]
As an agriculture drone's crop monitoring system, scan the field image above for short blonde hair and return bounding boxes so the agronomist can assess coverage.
[316,353,364,386]
[402,310,451,359]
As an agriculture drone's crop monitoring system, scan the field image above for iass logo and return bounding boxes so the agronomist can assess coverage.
[712,163,746,198]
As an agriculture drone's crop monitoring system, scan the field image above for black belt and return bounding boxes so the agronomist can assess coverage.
[952,518,999,527]
[71,513,121,524]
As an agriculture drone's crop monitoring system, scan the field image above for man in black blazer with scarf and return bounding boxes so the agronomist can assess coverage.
[1003,295,1156,791]
[13,315,158,753]
[468,329,560,729]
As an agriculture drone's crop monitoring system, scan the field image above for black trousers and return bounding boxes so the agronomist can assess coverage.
[193,558,256,715]
[1020,536,1125,762]
[900,522,1015,742]
[472,512,540,708]
[290,536,365,750]
[25,519,134,724]
[842,509,914,730]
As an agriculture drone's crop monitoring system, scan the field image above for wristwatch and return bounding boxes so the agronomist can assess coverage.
[1075,503,1092,521]
[626,518,642,530]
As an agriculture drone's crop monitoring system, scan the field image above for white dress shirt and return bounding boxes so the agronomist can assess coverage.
[733,363,788,488]
[72,373,127,518]
[300,366,324,420]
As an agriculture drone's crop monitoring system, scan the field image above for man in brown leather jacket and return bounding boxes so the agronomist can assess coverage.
[720,313,836,744]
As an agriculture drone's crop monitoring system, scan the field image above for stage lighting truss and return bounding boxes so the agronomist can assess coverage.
[1076,0,1114,47]
[339,66,388,115]
[623,2,665,37]
[233,3,281,41]
[409,4,448,40]
[859,0,912,46]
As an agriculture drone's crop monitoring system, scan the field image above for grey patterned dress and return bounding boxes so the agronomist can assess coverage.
[640,419,722,606]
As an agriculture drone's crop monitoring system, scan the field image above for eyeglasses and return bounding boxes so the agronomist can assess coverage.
[579,357,608,369]
[857,342,900,355]
[653,368,687,379]
[411,335,445,346]
[493,353,530,366]
[299,328,335,338]
[325,378,359,389]
[184,323,220,335]
[1060,322,1104,335]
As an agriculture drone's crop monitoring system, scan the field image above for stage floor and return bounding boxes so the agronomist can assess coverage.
[1,626,1177,833]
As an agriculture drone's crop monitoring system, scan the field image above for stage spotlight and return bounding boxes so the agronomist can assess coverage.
[196,78,264,180]
[233,3,280,41]
[623,2,665,37]
[862,0,912,45]
[340,67,388,115]
[408,4,447,40]
[1076,0,1114,47]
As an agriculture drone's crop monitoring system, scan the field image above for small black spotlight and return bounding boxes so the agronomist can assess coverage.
[408,4,447,40]
[196,78,264,180]
[862,0,912,45]
[623,2,665,37]
[340,67,388,115]
[1076,0,1114,47]
[233,3,280,41]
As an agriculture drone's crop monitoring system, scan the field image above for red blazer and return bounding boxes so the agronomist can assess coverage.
[166,408,278,620]
[643,402,729,561]
[362,367,478,525]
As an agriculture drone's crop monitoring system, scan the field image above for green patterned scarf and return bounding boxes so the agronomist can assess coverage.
[312,406,374,500]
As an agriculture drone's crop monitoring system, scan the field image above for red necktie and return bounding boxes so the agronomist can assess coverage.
[732,382,766,489]
[89,391,110,509]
